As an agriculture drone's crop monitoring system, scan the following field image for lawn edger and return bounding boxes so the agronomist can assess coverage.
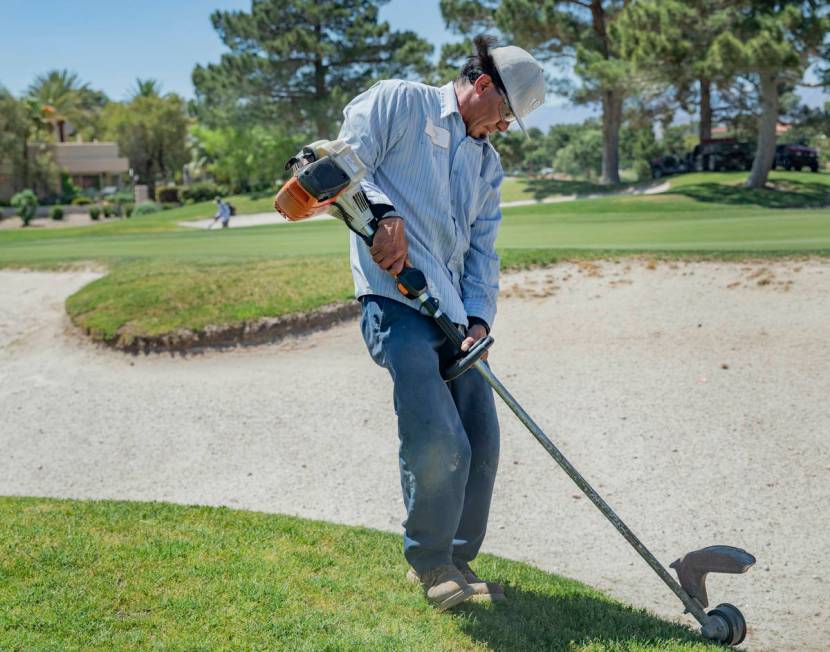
[274,139,756,646]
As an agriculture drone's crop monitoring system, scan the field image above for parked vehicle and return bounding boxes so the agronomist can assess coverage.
[650,154,687,179]
[689,139,754,172]
[773,143,819,172]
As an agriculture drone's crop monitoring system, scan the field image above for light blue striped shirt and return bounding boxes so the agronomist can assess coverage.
[337,79,504,329]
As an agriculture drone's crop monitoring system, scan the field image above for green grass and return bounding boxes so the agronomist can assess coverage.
[0,193,276,241]
[501,169,830,206]
[1,171,828,344]
[666,171,830,208]
[67,257,354,343]
[498,195,830,252]
[0,496,719,651]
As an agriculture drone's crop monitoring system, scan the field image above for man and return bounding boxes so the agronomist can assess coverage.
[338,36,545,611]
[209,196,231,229]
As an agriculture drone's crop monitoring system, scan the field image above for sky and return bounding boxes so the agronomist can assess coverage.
[1,0,826,132]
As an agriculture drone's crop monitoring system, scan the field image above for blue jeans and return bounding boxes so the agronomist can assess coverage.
[360,295,500,572]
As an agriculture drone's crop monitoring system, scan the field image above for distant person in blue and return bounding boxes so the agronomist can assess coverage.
[209,196,231,229]
[337,36,545,612]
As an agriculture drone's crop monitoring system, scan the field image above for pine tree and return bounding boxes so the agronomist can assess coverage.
[709,1,828,188]
[192,0,434,138]
[441,0,633,185]
[615,0,737,143]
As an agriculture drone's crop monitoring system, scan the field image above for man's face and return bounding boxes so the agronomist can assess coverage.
[464,74,513,139]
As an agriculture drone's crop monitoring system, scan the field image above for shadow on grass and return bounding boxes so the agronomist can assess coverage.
[457,586,715,651]
[672,179,830,209]
[522,178,633,200]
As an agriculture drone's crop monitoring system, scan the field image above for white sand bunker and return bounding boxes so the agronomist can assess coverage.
[1,258,828,652]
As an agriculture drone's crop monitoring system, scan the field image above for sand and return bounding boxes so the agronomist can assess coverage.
[1,259,828,651]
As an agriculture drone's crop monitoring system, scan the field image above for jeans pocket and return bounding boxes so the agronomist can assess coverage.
[360,296,388,369]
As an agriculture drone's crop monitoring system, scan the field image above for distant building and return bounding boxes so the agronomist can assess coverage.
[52,141,130,190]
[0,141,129,200]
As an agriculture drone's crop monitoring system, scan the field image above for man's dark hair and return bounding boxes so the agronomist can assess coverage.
[457,35,508,95]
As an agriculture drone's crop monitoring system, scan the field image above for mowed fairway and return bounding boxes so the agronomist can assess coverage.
[499,196,830,252]
[0,219,350,266]
[2,193,829,267]
[2,173,829,268]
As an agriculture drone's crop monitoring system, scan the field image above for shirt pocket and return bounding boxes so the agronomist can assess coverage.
[470,174,493,225]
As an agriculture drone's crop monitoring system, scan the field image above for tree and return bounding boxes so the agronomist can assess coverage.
[615,0,737,142]
[432,39,475,86]
[101,94,189,193]
[490,130,527,172]
[619,123,660,180]
[785,101,830,168]
[0,88,28,193]
[821,39,830,87]
[26,69,107,142]
[129,78,163,100]
[552,124,603,179]
[189,123,303,191]
[441,0,633,185]
[709,1,829,188]
[11,189,38,226]
[1,87,63,196]
[192,0,434,136]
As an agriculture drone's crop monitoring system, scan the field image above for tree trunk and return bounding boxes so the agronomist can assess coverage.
[699,77,712,142]
[313,21,329,138]
[746,71,778,189]
[601,89,622,185]
[22,138,30,188]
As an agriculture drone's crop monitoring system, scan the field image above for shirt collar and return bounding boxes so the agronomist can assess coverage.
[439,81,460,119]
[439,81,491,148]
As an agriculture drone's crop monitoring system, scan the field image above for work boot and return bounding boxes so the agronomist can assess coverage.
[454,560,506,602]
[406,564,475,612]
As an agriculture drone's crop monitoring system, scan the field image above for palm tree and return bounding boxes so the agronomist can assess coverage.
[26,69,107,142]
[129,78,163,100]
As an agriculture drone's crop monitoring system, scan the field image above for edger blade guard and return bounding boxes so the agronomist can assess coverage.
[670,545,756,608]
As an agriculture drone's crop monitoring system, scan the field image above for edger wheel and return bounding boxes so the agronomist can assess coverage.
[705,603,747,646]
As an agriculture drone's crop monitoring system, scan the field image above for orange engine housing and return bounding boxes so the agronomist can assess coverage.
[274,176,339,222]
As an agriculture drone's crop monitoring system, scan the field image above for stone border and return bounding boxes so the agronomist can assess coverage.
[85,301,361,355]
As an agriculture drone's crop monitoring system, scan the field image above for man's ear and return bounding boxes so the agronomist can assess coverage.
[473,74,493,96]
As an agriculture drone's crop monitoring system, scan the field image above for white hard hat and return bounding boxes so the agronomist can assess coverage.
[491,45,545,136]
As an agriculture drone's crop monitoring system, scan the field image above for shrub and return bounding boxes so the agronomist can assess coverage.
[102,203,114,218]
[181,182,221,203]
[50,206,64,221]
[11,189,38,226]
[111,190,134,205]
[60,172,79,204]
[89,206,101,220]
[132,201,161,216]
[156,185,181,203]
[124,203,134,217]
[71,196,92,205]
